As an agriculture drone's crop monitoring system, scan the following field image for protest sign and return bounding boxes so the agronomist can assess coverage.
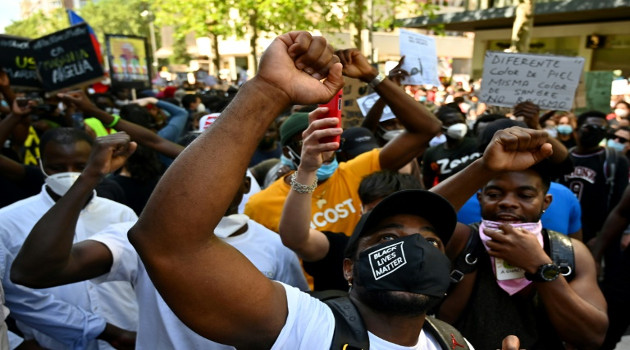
[584,71,613,113]
[357,93,395,122]
[399,29,440,86]
[479,51,584,111]
[106,34,151,90]
[341,76,370,128]
[30,23,104,92]
[0,35,41,89]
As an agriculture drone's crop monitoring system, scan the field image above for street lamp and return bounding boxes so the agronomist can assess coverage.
[141,10,158,69]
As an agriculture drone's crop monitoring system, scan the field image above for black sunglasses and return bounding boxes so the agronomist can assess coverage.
[581,124,607,132]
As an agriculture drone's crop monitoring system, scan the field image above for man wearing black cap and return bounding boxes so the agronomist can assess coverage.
[126,31,548,349]
[245,48,442,237]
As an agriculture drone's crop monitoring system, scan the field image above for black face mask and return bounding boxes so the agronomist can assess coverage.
[578,127,607,148]
[356,234,451,298]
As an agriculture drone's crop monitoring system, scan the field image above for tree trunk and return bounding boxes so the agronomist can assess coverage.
[353,0,364,50]
[212,33,221,75]
[508,0,535,53]
[249,10,259,74]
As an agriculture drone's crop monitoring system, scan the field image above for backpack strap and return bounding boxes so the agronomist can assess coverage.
[424,316,470,350]
[545,229,576,282]
[604,147,618,209]
[450,223,483,283]
[320,295,369,350]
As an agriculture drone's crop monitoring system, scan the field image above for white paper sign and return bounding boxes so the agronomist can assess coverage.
[357,93,395,122]
[479,51,585,111]
[399,29,440,86]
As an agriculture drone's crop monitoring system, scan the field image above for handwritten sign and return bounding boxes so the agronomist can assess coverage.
[399,29,440,86]
[30,23,104,92]
[585,71,613,113]
[0,35,41,89]
[479,51,584,111]
[357,93,395,122]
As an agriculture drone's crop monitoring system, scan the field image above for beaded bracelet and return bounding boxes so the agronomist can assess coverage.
[290,171,318,194]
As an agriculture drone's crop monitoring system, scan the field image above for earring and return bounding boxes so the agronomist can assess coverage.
[542,209,546,214]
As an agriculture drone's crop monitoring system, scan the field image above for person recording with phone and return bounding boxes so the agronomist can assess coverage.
[245,48,443,237]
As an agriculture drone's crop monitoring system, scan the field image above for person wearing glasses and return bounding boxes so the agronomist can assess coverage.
[607,126,630,157]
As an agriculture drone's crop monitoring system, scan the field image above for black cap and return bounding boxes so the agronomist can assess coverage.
[344,190,457,258]
[341,127,379,158]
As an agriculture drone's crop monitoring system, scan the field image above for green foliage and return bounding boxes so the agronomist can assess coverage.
[4,8,68,38]
[4,0,154,44]
[78,0,155,44]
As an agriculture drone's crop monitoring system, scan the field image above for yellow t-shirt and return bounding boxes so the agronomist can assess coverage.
[245,149,381,237]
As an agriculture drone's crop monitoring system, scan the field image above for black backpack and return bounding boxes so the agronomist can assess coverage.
[450,223,575,283]
[311,290,470,350]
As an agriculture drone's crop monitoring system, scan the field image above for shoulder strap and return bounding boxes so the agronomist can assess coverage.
[320,295,369,350]
[604,147,618,208]
[424,316,470,350]
[451,223,483,283]
[545,229,576,282]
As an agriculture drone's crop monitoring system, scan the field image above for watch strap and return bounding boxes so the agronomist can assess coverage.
[368,73,386,89]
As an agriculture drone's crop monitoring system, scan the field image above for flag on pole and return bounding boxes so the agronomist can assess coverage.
[67,9,103,64]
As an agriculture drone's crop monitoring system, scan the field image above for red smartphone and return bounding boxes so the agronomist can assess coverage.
[317,90,343,144]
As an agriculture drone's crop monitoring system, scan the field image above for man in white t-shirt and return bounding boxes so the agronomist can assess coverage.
[122,32,546,349]
[11,133,308,349]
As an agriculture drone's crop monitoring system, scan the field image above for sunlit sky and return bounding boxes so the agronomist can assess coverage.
[0,2,21,33]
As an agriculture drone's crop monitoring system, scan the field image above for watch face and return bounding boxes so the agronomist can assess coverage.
[541,264,560,281]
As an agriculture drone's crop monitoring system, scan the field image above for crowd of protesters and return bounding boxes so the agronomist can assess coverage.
[0,30,629,350]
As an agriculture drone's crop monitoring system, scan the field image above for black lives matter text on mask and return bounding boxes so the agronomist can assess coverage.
[368,241,407,280]
[479,51,585,111]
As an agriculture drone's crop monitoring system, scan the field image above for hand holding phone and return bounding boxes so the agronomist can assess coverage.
[317,90,343,144]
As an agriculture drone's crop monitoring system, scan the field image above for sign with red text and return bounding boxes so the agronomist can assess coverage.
[479,51,584,111]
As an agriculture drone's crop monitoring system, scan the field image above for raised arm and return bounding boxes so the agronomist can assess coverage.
[335,49,441,171]
[11,133,136,288]
[278,109,341,261]
[128,32,344,348]
[58,92,184,159]
[431,127,553,211]
[514,101,568,163]
[0,100,35,181]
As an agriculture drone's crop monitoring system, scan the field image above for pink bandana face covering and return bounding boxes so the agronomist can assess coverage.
[478,220,543,295]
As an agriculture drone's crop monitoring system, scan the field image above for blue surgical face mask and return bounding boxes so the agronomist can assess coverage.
[316,158,338,181]
[557,125,573,135]
[418,96,427,102]
[607,139,626,152]
[280,154,296,170]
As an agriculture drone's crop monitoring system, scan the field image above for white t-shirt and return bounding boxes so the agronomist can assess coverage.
[0,188,138,350]
[272,284,474,349]
[92,219,308,349]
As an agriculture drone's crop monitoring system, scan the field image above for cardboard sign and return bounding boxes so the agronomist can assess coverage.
[399,29,440,86]
[479,51,585,111]
[341,76,370,128]
[357,93,395,122]
[30,23,104,92]
[0,35,41,89]
[585,71,613,113]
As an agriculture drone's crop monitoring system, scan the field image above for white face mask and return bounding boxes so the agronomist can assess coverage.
[214,214,249,238]
[381,128,404,141]
[614,108,629,118]
[445,123,467,140]
[196,103,206,113]
[40,162,81,196]
[429,134,447,147]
